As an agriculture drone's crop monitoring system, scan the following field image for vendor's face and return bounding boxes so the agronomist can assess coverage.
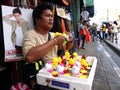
[37,9,53,30]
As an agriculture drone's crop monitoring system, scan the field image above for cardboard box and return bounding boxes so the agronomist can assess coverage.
[37,56,97,90]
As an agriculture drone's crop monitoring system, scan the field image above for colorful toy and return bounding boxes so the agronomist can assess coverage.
[45,51,91,79]
[54,32,69,44]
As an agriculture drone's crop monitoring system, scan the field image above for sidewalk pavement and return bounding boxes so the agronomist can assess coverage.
[104,38,120,56]
[75,33,120,61]
[75,40,120,90]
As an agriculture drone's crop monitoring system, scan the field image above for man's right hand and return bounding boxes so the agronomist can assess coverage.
[54,35,65,45]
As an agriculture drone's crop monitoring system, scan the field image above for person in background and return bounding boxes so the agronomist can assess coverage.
[111,21,118,43]
[3,7,31,56]
[90,23,97,42]
[96,25,102,41]
[107,23,112,40]
[22,2,73,89]
[78,18,84,48]
[101,24,106,39]
[105,27,108,39]
[79,21,88,49]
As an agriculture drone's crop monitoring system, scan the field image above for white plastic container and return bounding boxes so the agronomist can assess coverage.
[37,56,97,90]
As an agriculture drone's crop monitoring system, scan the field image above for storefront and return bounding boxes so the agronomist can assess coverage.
[0,0,94,89]
[0,0,73,89]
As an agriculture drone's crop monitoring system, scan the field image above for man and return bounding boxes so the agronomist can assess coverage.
[3,8,31,57]
[22,2,73,63]
[22,2,73,89]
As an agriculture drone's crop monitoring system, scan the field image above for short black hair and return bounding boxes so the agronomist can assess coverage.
[13,8,21,14]
[32,2,53,27]
[113,21,118,25]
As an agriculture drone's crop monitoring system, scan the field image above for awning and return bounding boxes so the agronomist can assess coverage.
[84,0,94,7]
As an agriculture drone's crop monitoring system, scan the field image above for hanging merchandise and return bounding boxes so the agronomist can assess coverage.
[61,18,66,33]
[51,8,62,33]
[56,7,71,21]
[84,27,91,42]
[12,0,37,8]
[64,19,71,32]
[61,0,70,6]
[84,0,94,17]
[56,7,66,19]
[51,7,71,33]
[66,12,71,21]
[52,5,55,18]
[86,6,94,17]
[81,7,90,22]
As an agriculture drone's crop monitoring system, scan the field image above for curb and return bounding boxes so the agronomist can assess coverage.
[104,39,120,56]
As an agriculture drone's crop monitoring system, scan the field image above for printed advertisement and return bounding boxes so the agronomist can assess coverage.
[2,5,33,62]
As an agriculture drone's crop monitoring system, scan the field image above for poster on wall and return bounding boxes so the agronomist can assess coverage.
[2,5,33,62]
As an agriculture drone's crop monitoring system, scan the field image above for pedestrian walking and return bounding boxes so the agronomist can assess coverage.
[79,21,91,49]
[96,25,102,41]
[111,21,118,43]
[101,24,106,39]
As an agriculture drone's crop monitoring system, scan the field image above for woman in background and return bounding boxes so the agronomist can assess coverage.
[111,21,118,43]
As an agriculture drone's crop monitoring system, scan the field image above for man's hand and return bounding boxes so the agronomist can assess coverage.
[65,31,73,42]
[54,35,65,45]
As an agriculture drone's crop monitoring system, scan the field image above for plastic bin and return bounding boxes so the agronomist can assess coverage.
[37,56,97,90]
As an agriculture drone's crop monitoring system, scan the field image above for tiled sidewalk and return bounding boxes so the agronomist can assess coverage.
[75,41,120,90]
[104,34,120,56]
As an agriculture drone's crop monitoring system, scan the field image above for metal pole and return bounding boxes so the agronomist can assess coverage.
[107,9,109,21]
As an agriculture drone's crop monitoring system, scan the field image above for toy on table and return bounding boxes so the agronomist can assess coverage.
[56,63,64,74]
[54,32,69,44]
[45,61,53,73]
[72,64,80,76]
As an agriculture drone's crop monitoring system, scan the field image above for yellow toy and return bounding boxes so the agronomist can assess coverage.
[69,58,75,67]
[65,50,70,59]
[73,52,78,57]
[52,57,58,69]
[80,59,88,67]
[54,32,68,44]
[54,32,67,37]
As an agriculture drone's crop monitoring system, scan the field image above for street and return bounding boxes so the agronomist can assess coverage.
[75,39,120,90]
